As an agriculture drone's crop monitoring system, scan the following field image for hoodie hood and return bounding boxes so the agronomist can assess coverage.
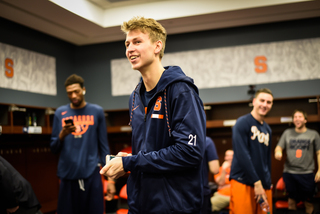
[159,66,198,93]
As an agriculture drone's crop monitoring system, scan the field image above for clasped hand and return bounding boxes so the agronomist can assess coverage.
[100,152,131,179]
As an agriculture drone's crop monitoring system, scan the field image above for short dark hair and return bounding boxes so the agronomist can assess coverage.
[292,109,307,120]
[254,88,273,98]
[64,74,84,88]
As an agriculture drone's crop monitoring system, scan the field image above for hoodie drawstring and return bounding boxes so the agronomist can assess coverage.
[164,89,172,137]
[129,86,172,137]
[78,179,85,191]
[129,84,139,126]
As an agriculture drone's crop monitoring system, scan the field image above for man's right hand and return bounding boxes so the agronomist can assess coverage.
[59,124,76,140]
[254,180,269,208]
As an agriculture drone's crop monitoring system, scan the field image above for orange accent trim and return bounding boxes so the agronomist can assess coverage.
[151,114,164,119]
[145,107,147,114]
[132,105,139,111]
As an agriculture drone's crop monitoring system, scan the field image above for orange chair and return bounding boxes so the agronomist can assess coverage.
[120,146,132,154]
[117,184,128,214]
[274,177,304,209]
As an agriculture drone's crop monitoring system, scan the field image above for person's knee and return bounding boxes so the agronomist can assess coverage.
[211,197,219,211]
[211,203,218,211]
[211,195,230,211]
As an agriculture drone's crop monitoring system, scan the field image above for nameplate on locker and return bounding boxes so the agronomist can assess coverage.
[23,126,42,134]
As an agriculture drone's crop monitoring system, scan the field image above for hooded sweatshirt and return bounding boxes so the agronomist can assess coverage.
[122,66,206,214]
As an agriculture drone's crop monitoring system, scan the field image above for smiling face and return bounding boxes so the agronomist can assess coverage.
[125,29,160,72]
[252,92,273,119]
[293,111,307,130]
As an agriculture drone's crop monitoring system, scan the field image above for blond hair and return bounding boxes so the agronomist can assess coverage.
[121,16,167,59]
[254,88,273,98]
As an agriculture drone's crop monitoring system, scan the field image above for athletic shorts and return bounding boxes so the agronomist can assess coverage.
[283,172,315,202]
[57,167,104,214]
[229,179,273,214]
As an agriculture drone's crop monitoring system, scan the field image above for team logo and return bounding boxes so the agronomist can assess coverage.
[152,96,164,119]
[251,126,269,146]
[289,139,311,158]
[154,96,162,111]
[62,115,94,136]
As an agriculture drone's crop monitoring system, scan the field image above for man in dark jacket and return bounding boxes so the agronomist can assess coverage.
[0,155,41,214]
[100,16,206,214]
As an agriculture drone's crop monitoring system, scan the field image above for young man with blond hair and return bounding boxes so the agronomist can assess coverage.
[100,16,206,214]
[229,88,274,214]
[275,109,320,214]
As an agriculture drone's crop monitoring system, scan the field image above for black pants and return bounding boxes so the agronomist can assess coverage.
[201,194,212,214]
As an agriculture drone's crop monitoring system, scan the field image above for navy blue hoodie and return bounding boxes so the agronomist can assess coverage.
[122,66,206,214]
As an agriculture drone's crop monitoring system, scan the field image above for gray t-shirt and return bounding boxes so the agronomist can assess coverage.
[277,128,320,174]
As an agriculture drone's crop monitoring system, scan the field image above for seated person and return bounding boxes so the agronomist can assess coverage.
[0,155,42,214]
[202,136,220,214]
[211,149,234,211]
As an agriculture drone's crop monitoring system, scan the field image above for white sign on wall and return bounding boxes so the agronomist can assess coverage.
[0,42,57,95]
[111,37,320,96]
